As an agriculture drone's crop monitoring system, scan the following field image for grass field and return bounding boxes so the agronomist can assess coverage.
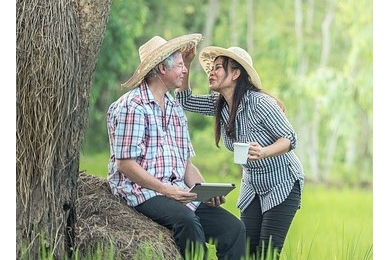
[80,153,373,260]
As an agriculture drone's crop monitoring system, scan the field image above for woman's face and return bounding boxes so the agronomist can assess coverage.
[208,57,237,93]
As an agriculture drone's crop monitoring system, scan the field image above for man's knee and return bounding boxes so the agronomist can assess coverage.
[173,212,205,240]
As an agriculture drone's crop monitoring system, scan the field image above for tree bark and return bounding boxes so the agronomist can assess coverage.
[16,0,112,258]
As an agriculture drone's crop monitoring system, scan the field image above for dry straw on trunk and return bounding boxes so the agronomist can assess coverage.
[16,0,82,257]
[16,0,112,258]
[76,172,181,259]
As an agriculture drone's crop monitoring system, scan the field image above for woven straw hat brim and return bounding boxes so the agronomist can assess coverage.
[122,33,203,88]
[199,46,262,89]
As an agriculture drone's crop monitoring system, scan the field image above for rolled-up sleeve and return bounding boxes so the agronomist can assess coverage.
[254,95,297,150]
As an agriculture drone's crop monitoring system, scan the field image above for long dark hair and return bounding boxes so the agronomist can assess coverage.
[214,56,285,147]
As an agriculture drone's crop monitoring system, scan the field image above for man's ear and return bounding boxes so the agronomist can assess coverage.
[157,63,166,75]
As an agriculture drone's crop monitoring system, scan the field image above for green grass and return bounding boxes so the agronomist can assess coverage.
[79,151,110,177]
[80,153,373,260]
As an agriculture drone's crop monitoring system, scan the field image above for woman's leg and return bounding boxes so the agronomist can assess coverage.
[241,181,301,259]
[260,181,301,258]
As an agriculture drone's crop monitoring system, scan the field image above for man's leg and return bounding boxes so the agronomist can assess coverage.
[195,203,246,260]
[135,196,206,257]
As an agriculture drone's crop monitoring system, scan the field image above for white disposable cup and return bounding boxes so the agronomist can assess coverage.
[233,142,250,164]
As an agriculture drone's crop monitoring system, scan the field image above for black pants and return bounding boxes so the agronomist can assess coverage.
[135,196,246,259]
[240,181,301,259]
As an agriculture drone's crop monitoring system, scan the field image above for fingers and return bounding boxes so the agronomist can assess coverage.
[248,142,265,160]
[182,46,196,62]
[180,191,197,203]
[205,196,226,207]
[165,186,197,203]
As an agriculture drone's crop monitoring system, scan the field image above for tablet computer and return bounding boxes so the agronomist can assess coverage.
[189,183,236,202]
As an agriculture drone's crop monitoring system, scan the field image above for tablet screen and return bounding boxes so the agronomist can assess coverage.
[189,183,236,202]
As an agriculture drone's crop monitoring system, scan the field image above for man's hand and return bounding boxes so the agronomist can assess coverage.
[161,185,197,204]
[205,196,226,207]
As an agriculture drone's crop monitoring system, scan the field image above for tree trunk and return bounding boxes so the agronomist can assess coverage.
[320,0,335,68]
[200,0,219,49]
[294,0,307,76]
[16,0,112,258]
[229,0,239,46]
[246,0,254,54]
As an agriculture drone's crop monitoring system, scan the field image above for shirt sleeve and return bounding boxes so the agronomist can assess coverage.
[175,88,218,116]
[253,95,298,150]
[114,100,145,159]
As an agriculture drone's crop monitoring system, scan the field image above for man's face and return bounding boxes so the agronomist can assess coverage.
[165,53,188,89]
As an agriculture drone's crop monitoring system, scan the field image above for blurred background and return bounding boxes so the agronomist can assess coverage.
[78,1,373,258]
[81,0,372,188]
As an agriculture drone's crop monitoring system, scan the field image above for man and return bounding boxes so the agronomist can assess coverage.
[106,34,246,259]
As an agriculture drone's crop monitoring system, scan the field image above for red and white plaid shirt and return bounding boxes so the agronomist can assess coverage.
[107,81,199,210]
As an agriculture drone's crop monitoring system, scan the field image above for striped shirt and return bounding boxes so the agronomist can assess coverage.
[175,88,304,213]
[107,81,199,210]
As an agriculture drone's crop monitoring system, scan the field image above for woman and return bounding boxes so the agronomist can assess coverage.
[176,46,305,259]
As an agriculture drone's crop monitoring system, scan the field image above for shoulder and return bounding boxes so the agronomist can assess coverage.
[244,91,284,120]
[245,90,276,107]
[110,89,145,114]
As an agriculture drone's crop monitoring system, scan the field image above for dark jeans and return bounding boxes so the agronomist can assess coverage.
[135,196,246,260]
[241,181,301,259]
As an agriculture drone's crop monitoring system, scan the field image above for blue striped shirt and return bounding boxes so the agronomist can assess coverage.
[107,82,199,210]
[176,88,304,213]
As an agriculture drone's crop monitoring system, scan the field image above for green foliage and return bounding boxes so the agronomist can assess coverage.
[184,241,206,260]
[83,0,373,183]
[188,117,243,180]
[84,0,148,153]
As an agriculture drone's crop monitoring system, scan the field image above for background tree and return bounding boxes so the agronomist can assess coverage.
[14,0,373,258]
[16,0,112,258]
[82,0,372,185]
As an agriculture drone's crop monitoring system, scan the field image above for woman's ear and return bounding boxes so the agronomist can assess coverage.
[232,69,241,81]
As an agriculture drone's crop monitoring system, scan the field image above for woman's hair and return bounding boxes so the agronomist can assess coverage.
[214,56,285,147]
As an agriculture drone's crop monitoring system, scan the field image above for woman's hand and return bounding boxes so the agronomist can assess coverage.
[182,46,196,66]
[247,138,291,161]
[247,142,266,161]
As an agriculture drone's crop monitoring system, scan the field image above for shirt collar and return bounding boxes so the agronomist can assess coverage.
[139,80,177,106]
[236,90,250,114]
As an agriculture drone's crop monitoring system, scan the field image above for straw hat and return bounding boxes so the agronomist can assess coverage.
[199,46,262,89]
[122,33,203,88]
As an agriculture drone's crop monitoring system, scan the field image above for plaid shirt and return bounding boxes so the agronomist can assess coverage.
[107,81,199,210]
[176,88,304,213]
